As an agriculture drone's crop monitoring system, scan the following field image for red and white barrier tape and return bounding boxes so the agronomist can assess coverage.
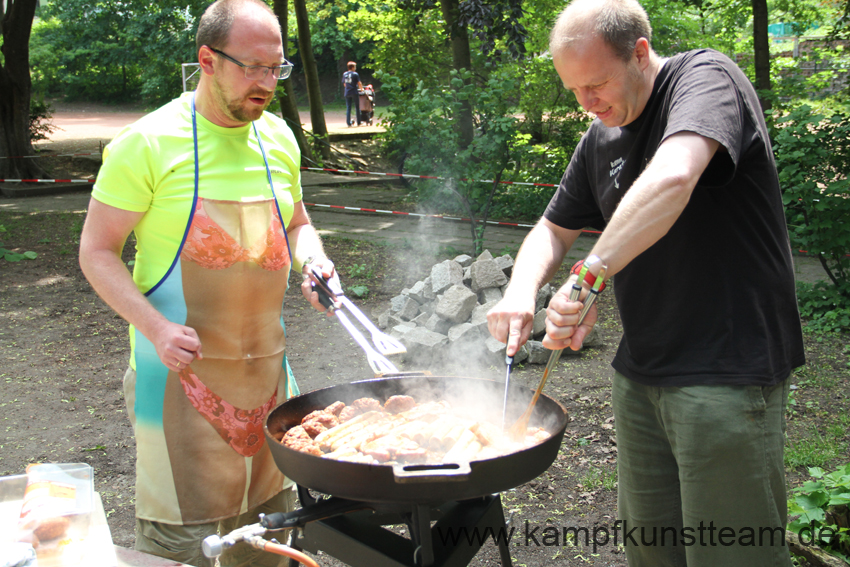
[0,178,94,183]
[2,154,557,188]
[0,152,101,160]
[303,202,541,229]
[300,166,558,188]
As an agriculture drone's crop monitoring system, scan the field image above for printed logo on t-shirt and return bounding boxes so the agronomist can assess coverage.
[610,157,625,189]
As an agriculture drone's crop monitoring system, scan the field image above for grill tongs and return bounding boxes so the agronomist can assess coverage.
[307,267,405,376]
[507,262,607,439]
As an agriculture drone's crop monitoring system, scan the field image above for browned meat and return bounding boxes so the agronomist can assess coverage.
[302,410,339,429]
[338,406,358,423]
[384,395,416,414]
[338,397,384,423]
[361,434,428,463]
[302,421,328,438]
[280,396,550,463]
[281,426,324,456]
[352,397,383,412]
[325,401,345,417]
[399,400,451,421]
[289,439,324,456]
[283,425,311,443]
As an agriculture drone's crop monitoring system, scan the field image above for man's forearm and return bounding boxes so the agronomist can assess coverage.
[288,222,327,272]
[79,248,170,341]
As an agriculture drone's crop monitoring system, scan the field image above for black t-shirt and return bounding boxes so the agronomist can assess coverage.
[544,49,805,387]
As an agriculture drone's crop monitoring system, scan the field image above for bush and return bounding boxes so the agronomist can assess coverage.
[380,66,524,254]
[788,463,850,564]
[29,96,56,142]
[772,106,850,331]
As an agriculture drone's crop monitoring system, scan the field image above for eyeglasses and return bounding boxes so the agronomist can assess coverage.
[208,46,293,81]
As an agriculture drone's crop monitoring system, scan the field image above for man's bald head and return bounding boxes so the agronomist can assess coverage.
[549,0,652,62]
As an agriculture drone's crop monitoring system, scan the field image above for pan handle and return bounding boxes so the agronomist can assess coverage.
[392,462,472,483]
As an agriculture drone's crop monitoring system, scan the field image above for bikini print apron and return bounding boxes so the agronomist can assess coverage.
[129,96,299,524]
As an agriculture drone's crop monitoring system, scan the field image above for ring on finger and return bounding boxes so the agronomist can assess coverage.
[176,361,181,369]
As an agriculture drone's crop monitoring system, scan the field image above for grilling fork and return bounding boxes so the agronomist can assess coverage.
[507,263,607,438]
[339,296,407,356]
[308,267,401,376]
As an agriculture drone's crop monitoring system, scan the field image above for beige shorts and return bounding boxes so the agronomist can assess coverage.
[134,487,297,567]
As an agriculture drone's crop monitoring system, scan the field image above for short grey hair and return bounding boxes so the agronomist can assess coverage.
[196,0,279,52]
[549,0,652,62]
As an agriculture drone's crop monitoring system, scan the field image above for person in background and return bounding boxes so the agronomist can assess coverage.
[487,1,804,565]
[78,0,337,565]
[343,61,363,126]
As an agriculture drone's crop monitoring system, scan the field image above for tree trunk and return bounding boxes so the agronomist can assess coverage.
[0,0,44,179]
[751,0,772,113]
[439,0,475,149]
[271,0,314,165]
[292,0,330,161]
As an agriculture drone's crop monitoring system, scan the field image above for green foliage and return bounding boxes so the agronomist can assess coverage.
[381,65,528,255]
[28,96,56,142]
[772,105,850,329]
[0,226,38,262]
[347,284,369,298]
[796,282,850,334]
[340,0,447,93]
[788,464,850,562]
[639,0,711,56]
[786,425,848,469]
[32,0,206,105]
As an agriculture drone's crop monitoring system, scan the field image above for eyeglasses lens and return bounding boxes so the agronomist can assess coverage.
[244,65,292,81]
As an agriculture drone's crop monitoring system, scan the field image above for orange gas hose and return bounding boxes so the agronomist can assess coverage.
[261,540,320,567]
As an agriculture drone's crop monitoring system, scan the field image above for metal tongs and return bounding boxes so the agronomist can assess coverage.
[307,266,406,376]
[507,261,607,438]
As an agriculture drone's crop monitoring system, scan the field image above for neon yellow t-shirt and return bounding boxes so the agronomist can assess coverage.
[93,92,302,367]
[93,91,302,295]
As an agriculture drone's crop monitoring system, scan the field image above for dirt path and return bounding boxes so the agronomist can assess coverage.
[43,101,365,145]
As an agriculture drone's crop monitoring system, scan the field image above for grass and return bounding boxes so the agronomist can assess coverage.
[785,421,850,469]
[578,465,618,492]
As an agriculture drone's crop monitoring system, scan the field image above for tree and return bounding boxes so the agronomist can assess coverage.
[439,0,474,148]
[394,0,527,149]
[293,0,330,161]
[0,0,43,179]
[752,0,772,111]
[32,0,208,105]
[271,0,314,164]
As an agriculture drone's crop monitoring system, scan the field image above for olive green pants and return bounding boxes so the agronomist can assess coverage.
[612,372,792,567]
[135,487,296,567]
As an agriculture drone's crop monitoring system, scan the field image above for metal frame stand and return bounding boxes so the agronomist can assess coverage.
[288,486,513,567]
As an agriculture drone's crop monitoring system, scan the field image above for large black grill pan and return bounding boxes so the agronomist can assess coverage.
[264,375,568,504]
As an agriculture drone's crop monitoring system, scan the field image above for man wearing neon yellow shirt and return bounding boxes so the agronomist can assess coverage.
[79,1,334,565]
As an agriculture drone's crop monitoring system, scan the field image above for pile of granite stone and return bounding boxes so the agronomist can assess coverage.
[376,250,601,368]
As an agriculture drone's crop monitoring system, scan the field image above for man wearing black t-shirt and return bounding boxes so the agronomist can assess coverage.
[487,0,804,565]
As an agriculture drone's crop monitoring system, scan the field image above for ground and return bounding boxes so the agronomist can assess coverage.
[1,109,848,566]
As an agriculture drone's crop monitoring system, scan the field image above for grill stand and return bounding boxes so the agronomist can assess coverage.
[285,485,513,567]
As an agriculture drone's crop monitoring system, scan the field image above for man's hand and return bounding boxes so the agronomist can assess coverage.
[301,259,339,316]
[151,320,203,371]
[487,293,535,357]
[542,277,598,351]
